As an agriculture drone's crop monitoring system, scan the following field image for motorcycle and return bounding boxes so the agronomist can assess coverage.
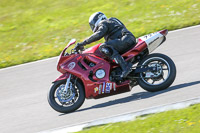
[48,29,176,113]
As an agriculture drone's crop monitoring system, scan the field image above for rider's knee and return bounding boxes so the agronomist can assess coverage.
[99,43,113,57]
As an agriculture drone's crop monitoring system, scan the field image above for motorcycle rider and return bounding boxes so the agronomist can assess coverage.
[74,12,137,78]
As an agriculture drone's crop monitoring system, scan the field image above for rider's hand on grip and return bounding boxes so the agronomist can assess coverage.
[74,42,86,51]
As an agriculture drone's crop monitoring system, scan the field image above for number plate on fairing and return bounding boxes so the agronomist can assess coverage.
[139,32,164,53]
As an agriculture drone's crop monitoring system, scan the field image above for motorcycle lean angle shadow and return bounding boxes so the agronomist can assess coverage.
[47,29,176,113]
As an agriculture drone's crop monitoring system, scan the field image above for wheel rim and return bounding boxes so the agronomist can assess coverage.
[140,57,170,86]
[54,82,80,107]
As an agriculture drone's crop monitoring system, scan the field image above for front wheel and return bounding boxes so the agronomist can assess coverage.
[48,79,85,113]
[137,53,176,92]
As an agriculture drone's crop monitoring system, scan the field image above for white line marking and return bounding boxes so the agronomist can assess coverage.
[169,24,200,33]
[38,96,200,133]
[0,56,58,72]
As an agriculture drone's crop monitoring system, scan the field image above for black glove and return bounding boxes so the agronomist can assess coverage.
[74,41,86,51]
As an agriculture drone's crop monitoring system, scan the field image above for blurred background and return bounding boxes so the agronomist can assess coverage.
[0,0,200,68]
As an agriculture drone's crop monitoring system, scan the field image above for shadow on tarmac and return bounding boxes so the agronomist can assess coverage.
[60,80,200,115]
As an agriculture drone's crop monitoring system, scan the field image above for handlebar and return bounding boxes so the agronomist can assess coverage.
[71,46,84,54]
[71,49,83,54]
[71,48,79,54]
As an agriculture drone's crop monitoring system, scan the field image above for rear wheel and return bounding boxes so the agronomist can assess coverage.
[48,79,85,113]
[137,53,176,92]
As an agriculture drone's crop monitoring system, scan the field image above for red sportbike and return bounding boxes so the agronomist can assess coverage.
[48,29,176,113]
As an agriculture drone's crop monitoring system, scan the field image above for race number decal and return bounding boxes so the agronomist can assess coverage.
[139,32,164,53]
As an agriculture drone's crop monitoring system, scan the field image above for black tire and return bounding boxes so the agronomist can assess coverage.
[137,53,176,92]
[47,79,85,113]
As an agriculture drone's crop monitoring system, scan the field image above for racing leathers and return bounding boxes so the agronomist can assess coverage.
[76,17,137,78]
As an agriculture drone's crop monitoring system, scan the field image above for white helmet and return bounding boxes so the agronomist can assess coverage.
[89,12,107,32]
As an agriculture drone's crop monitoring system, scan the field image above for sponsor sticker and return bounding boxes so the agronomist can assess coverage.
[99,84,102,94]
[68,62,76,70]
[113,83,116,91]
[102,82,105,94]
[105,83,112,93]
[96,82,115,94]
[94,87,98,93]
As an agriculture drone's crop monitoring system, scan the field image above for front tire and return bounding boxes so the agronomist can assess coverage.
[48,79,85,113]
[137,53,176,92]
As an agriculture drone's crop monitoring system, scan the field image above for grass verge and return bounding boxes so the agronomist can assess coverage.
[0,0,200,68]
[77,104,200,133]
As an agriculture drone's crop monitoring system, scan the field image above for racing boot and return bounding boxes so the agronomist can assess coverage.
[113,54,133,78]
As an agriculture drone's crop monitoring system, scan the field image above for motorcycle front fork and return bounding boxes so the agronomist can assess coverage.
[65,74,71,92]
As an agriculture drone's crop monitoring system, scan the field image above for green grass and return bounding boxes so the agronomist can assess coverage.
[0,0,200,68]
[77,104,200,133]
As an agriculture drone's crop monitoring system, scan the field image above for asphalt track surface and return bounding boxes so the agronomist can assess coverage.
[0,25,200,133]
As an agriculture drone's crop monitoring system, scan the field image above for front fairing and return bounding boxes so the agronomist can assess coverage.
[57,39,76,72]
[57,54,76,73]
[56,42,132,99]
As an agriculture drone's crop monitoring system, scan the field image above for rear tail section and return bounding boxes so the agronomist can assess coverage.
[159,29,168,36]
[139,29,168,53]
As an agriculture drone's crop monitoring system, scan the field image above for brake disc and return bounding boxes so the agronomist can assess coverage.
[56,84,75,103]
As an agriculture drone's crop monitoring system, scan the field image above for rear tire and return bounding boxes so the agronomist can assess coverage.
[48,79,85,113]
[137,53,176,92]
